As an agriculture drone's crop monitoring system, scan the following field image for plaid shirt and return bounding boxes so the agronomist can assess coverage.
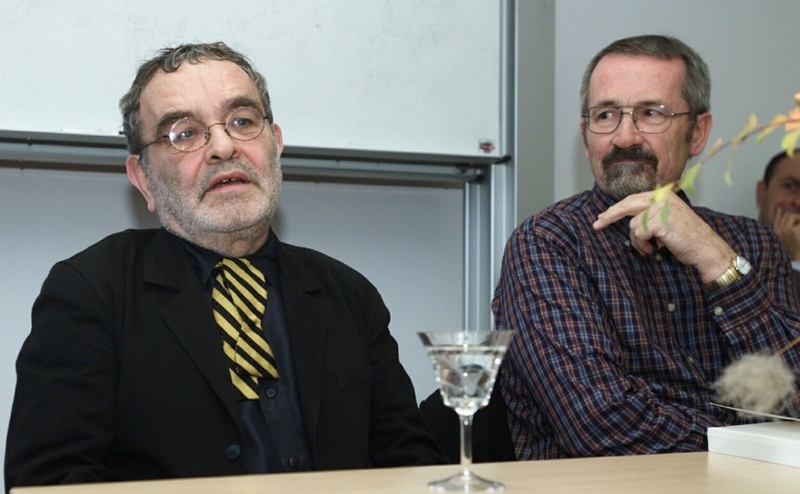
[493,184,800,459]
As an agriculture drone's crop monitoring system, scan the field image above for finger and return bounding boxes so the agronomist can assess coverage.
[628,220,656,255]
[593,193,651,230]
[630,229,654,255]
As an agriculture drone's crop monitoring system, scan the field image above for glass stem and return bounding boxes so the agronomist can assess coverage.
[458,412,475,476]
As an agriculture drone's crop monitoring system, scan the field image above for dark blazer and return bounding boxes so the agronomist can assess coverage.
[5,229,444,489]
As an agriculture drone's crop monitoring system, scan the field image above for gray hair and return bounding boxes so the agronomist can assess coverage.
[579,35,710,117]
[120,42,273,156]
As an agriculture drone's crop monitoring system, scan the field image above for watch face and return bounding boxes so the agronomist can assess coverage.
[735,256,752,275]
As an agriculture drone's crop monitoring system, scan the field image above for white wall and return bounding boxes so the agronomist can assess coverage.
[548,0,800,219]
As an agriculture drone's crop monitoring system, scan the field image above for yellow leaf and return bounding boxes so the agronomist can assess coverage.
[732,114,758,144]
[642,208,650,231]
[680,163,702,194]
[651,183,671,203]
[707,138,725,155]
[724,141,741,186]
[782,128,800,154]
[757,114,788,143]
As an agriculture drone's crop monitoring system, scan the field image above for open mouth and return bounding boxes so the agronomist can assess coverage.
[213,177,247,188]
[208,172,251,191]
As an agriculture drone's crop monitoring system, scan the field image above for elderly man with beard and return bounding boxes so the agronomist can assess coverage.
[5,42,444,490]
[493,35,800,460]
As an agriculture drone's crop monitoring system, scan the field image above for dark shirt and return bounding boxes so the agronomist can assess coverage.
[179,232,313,472]
[493,184,800,459]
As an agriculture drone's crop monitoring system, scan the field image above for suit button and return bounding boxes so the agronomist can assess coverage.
[265,388,277,398]
[289,456,302,469]
[225,444,241,460]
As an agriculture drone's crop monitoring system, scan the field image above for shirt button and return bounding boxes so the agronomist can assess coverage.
[289,456,302,469]
[667,303,676,312]
[713,306,723,315]
[225,444,241,460]
[266,388,277,399]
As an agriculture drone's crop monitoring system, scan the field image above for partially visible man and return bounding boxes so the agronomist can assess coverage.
[5,42,444,490]
[493,35,800,461]
[756,149,800,294]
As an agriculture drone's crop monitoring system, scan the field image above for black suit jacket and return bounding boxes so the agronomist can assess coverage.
[5,229,444,489]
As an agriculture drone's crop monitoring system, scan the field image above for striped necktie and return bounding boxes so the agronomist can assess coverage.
[212,258,279,400]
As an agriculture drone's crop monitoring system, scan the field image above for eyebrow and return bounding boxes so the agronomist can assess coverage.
[592,100,664,108]
[153,110,193,138]
[218,96,265,115]
[149,96,266,138]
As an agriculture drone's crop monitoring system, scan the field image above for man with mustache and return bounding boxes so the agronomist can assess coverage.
[756,148,800,299]
[493,35,800,459]
[5,42,444,489]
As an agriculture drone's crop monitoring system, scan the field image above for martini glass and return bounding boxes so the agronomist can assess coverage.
[419,330,514,492]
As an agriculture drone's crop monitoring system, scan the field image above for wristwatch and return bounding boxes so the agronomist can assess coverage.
[703,255,751,292]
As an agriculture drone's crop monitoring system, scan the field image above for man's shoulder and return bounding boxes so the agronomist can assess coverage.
[60,229,164,271]
[277,240,375,288]
[67,229,161,258]
[518,190,596,233]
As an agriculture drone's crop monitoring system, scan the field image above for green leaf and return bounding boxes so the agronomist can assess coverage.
[724,166,733,187]
[660,199,670,226]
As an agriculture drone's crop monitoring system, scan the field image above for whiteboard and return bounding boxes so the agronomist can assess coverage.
[0,0,502,157]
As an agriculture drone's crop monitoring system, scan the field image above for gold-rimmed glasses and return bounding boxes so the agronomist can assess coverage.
[583,104,691,134]
[141,106,269,153]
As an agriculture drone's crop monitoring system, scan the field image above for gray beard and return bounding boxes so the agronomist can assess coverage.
[602,163,656,200]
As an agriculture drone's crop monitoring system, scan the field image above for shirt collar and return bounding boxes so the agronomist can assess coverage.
[177,231,279,288]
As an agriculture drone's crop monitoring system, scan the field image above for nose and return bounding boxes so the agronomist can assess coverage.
[204,123,238,163]
[610,111,644,148]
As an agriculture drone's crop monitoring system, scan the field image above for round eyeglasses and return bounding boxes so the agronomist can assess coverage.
[582,104,691,134]
[140,106,269,153]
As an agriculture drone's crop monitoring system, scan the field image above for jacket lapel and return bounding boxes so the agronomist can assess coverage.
[276,241,326,447]
[142,230,242,424]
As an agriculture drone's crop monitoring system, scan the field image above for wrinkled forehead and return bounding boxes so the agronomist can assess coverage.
[139,60,260,124]
[588,54,686,107]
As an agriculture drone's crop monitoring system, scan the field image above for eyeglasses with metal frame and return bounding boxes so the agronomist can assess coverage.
[140,106,270,154]
[582,104,691,134]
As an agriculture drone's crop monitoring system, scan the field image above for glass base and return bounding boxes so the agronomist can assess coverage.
[428,469,504,492]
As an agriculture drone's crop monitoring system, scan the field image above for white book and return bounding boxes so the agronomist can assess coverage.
[707,422,800,468]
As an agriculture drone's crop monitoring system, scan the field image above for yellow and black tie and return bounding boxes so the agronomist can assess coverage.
[212,258,279,399]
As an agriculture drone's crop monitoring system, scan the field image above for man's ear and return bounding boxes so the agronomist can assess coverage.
[580,121,589,160]
[756,180,767,209]
[271,123,284,155]
[126,155,157,213]
[688,112,713,157]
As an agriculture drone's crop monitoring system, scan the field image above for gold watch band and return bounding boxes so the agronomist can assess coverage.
[703,256,742,292]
